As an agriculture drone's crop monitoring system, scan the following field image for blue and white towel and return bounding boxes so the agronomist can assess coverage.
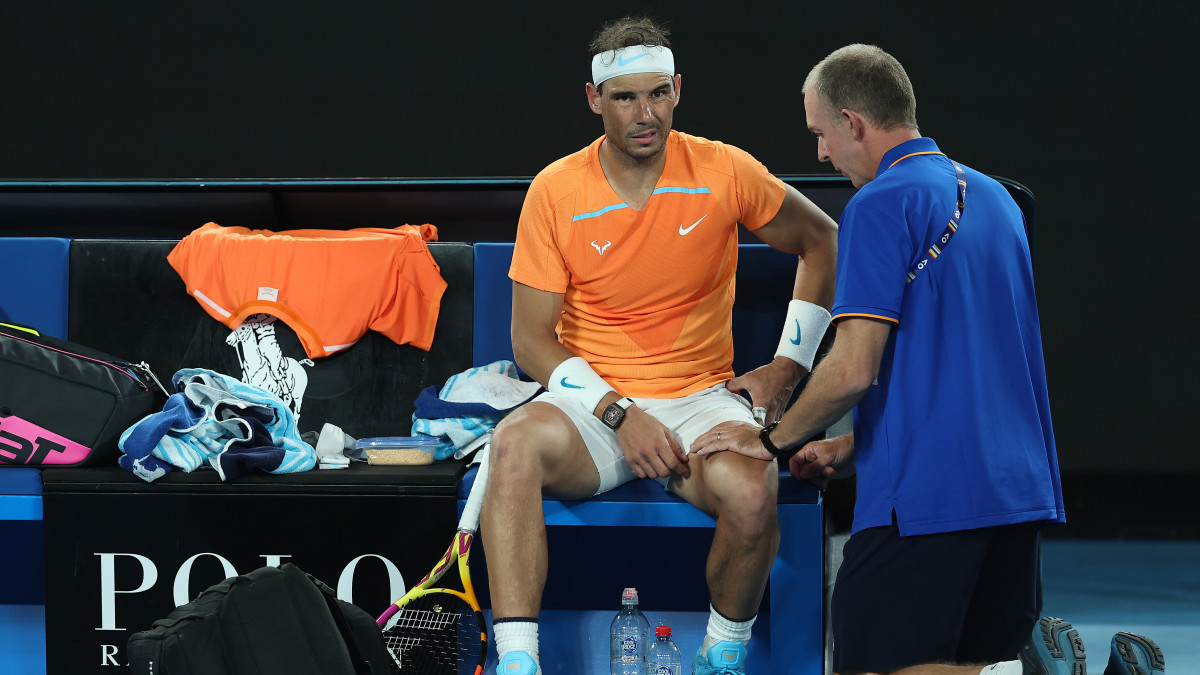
[118,367,317,482]
[411,360,543,460]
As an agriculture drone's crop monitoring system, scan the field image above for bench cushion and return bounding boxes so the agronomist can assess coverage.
[0,237,70,338]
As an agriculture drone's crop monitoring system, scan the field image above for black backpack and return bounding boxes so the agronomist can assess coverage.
[127,563,399,675]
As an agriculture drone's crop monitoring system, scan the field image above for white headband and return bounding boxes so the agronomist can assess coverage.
[591,45,675,86]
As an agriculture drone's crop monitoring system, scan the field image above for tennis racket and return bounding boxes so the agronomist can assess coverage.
[377,446,490,674]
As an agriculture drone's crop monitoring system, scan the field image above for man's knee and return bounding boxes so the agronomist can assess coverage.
[490,403,597,495]
[696,454,780,528]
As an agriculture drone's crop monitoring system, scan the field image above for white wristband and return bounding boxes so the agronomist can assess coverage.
[547,356,615,413]
[775,299,832,371]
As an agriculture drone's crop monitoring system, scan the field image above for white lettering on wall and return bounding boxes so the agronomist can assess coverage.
[96,553,158,631]
[336,554,407,605]
[173,553,238,607]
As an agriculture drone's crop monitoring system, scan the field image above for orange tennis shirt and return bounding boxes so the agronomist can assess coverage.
[169,222,447,359]
[510,131,787,398]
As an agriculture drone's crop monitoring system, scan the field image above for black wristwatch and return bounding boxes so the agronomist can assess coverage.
[601,397,635,431]
[759,421,784,457]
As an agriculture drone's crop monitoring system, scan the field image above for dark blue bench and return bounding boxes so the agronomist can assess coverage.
[468,242,825,675]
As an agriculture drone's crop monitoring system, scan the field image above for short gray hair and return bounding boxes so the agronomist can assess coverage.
[803,44,918,132]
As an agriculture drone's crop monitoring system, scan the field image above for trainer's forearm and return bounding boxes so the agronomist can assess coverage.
[770,346,872,452]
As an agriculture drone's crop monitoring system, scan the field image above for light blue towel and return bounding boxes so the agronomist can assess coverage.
[118,368,317,482]
[411,360,543,460]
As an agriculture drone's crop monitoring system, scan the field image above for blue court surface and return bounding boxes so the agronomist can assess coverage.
[1037,539,1200,674]
[2,539,1196,674]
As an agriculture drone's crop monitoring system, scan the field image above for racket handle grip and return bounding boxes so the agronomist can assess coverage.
[459,446,490,533]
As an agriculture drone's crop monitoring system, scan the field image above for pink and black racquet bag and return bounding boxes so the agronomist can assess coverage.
[0,322,165,468]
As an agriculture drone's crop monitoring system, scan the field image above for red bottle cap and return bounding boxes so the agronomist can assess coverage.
[655,625,672,637]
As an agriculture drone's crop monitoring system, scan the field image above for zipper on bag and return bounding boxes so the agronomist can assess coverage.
[1,331,152,392]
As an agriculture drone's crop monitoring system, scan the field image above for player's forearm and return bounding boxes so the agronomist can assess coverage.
[511,331,577,389]
[790,235,837,310]
[517,339,626,421]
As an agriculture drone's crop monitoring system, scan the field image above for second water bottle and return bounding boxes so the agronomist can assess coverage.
[647,625,682,675]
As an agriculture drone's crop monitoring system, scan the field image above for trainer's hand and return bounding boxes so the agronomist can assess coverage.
[616,408,689,479]
[691,421,773,461]
[726,357,806,425]
[789,433,854,490]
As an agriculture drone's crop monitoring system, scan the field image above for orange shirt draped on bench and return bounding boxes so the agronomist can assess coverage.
[168,222,447,359]
[510,131,787,399]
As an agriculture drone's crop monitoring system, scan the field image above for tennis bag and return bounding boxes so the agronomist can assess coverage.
[0,322,165,467]
[127,563,399,675]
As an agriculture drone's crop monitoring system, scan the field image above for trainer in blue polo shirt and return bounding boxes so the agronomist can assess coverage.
[685,44,1165,675]
[832,134,1063,537]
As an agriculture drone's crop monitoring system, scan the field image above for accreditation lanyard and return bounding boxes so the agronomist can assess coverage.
[888,151,967,284]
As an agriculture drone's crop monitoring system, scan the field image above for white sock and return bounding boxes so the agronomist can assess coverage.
[700,604,756,652]
[493,618,540,665]
[979,661,1022,675]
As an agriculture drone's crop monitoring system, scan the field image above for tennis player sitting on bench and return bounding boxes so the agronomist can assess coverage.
[478,15,838,675]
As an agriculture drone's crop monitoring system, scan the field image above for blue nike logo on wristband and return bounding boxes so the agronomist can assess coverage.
[789,319,802,345]
[560,378,584,389]
[617,53,649,66]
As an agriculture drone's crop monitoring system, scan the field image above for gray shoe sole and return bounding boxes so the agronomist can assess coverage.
[1020,616,1087,675]
[1105,632,1165,675]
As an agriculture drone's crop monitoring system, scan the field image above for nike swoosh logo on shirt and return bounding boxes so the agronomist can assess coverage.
[679,214,708,235]
[618,53,650,66]
[559,378,584,389]
[789,319,802,345]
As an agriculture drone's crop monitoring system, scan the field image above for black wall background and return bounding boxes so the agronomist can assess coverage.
[2,1,1198,478]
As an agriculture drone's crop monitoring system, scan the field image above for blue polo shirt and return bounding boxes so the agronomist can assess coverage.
[832,137,1065,536]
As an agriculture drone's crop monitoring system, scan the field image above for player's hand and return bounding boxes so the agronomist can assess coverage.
[616,407,689,479]
[726,357,806,425]
[690,421,774,461]
[789,433,855,490]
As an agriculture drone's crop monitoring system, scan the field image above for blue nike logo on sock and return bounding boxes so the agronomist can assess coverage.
[618,53,649,66]
[560,378,584,389]
[789,319,802,345]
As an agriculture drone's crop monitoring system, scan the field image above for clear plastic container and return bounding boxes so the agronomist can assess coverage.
[355,436,439,465]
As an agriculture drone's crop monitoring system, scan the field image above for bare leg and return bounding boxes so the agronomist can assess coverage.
[671,450,781,620]
[886,665,995,675]
[479,402,600,618]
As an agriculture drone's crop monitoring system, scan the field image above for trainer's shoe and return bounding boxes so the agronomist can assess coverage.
[1019,616,1087,675]
[692,640,747,674]
[496,650,538,675]
[1104,632,1165,675]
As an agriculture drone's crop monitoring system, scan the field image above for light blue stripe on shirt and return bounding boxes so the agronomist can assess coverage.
[571,186,711,222]
[573,203,629,222]
[652,186,712,195]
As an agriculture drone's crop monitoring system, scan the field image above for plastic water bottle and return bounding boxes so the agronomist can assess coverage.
[647,625,682,675]
[610,587,650,675]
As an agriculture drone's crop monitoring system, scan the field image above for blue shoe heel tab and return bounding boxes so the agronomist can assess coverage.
[692,640,748,675]
[496,650,538,675]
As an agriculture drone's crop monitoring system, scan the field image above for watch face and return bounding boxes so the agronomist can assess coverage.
[603,404,625,429]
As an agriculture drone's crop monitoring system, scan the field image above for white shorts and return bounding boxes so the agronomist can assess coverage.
[531,383,757,496]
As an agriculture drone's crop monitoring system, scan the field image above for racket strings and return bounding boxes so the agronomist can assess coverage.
[383,593,483,674]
